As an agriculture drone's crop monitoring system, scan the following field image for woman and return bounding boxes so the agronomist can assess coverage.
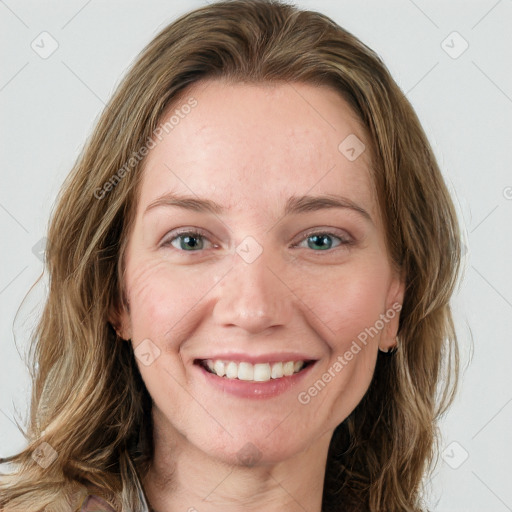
[0,0,461,510]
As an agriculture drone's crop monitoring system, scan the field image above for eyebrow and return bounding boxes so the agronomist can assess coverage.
[144,192,372,223]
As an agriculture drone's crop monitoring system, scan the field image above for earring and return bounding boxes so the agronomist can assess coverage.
[379,336,399,354]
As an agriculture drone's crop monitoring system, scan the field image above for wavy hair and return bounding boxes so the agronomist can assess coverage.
[0,1,461,510]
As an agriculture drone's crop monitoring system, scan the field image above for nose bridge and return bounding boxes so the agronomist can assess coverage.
[213,243,293,333]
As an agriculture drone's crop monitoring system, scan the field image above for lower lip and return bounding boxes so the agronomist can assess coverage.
[194,361,317,399]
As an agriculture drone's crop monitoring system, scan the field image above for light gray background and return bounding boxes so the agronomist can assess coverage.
[1,1,511,510]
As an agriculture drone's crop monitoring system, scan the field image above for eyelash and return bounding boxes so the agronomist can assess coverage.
[161,228,354,254]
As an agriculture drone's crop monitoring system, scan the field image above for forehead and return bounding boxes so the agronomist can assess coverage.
[138,79,378,222]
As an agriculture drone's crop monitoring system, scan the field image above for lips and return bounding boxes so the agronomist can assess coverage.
[193,356,318,399]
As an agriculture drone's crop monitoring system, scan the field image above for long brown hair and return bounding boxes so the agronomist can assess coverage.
[0,1,461,510]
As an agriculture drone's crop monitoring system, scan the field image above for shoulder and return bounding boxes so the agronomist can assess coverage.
[80,494,117,512]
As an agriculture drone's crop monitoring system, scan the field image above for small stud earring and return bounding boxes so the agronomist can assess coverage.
[379,335,399,354]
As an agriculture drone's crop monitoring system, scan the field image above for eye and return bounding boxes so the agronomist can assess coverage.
[293,231,353,252]
[162,229,214,252]
[161,228,353,253]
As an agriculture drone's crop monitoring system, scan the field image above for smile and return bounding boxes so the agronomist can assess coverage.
[197,359,315,382]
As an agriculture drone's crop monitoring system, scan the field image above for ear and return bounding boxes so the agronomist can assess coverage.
[379,268,406,352]
[108,302,132,341]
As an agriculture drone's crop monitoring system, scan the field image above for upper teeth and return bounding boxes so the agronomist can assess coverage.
[203,359,306,381]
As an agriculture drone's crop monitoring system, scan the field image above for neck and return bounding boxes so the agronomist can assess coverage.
[141,416,331,512]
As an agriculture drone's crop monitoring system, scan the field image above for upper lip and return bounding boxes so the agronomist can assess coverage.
[194,352,319,364]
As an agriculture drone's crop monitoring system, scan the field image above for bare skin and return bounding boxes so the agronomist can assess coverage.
[115,79,404,512]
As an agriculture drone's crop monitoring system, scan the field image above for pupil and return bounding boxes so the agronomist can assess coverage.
[183,235,201,250]
[309,234,331,250]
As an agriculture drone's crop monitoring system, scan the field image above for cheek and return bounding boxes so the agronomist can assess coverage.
[124,257,221,342]
[294,261,389,423]
[125,260,171,337]
[297,260,390,347]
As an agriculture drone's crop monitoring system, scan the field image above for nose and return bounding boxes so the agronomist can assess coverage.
[212,247,294,334]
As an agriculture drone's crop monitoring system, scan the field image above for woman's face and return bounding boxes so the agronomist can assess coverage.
[117,79,404,465]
